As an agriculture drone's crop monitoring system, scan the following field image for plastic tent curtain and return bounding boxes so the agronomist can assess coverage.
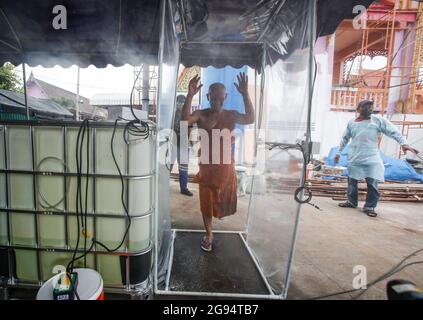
[246,0,315,297]
[155,0,180,291]
[201,66,249,165]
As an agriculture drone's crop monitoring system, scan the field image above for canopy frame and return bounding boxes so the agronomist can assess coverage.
[153,0,317,300]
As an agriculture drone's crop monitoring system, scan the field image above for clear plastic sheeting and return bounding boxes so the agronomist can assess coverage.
[262,51,311,144]
[179,0,312,69]
[155,0,180,291]
[246,6,315,297]
[246,146,304,296]
[155,0,315,299]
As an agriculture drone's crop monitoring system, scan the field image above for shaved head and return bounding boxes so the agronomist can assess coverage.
[207,82,227,111]
[209,82,226,93]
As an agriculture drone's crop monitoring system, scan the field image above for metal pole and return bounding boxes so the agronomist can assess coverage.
[238,232,276,296]
[142,65,150,111]
[76,67,80,120]
[154,0,167,295]
[178,0,188,41]
[22,64,29,120]
[282,0,317,299]
[164,230,176,291]
[156,289,280,300]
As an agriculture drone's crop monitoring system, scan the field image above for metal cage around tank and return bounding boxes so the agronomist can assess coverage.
[0,120,155,297]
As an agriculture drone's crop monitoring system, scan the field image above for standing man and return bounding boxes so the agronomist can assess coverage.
[172,94,193,196]
[335,100,419,217]
[181,73,254,251]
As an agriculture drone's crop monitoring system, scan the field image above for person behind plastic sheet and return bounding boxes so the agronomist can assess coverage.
[171,94,193,197]
[181,73,254,252]
[335,100,419,217]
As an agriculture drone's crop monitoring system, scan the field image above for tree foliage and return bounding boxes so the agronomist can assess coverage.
[0,63,23,92]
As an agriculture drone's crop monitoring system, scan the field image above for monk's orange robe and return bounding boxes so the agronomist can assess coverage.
[195,111,237,219]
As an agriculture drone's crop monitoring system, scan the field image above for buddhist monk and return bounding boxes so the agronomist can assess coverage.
[181,73,254,252]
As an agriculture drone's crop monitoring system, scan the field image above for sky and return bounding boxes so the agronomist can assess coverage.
[11,55,387,103]
[12,55,387,100]
[345,56,388,75]
[14,64,139,99]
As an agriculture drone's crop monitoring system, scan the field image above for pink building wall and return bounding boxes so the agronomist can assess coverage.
[26,77,49,99]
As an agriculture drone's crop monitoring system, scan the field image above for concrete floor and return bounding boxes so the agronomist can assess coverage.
[170,180,423,300]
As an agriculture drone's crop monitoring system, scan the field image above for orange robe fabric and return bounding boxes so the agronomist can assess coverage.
[195,111,237,219]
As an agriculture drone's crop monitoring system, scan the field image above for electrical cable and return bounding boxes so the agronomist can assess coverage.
[36,156,70,210]
[91,118,131,253]
[67,119,87,273]
[84,121,90,267]
[63,64,153,298]
[309,246,423,300]
[66,118,152,272]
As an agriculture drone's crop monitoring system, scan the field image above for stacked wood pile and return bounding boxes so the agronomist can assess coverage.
[171,172,196,183]
[171,172,423,202]
[307,173,423,202]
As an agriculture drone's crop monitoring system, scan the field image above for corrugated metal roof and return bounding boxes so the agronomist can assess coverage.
[0,89,73,117]
[28,75,92,113]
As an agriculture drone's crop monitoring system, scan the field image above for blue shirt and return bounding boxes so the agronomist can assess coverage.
[338,115,407,181]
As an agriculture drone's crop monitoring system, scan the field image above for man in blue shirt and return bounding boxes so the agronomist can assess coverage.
[335,100,418,217]
[172,95,193,196]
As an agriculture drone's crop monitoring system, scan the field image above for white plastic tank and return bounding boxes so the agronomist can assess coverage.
[1,123,154,286]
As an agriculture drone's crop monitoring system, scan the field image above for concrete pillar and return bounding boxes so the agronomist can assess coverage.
[387,30,406,115]
[401,28,415,110]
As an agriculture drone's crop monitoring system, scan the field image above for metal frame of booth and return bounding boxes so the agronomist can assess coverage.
[153,0,317,300]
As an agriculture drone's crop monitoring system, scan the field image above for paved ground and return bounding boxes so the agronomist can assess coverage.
[170,180,423,300]
[4,179,422,300]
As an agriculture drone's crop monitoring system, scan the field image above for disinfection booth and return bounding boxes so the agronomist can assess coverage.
[154,0,316,299]
[0,0,347,299]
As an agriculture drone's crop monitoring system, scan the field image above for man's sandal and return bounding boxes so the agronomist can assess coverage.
[338,202,357,208]
[364,209,377,218]
[201,236,213,252]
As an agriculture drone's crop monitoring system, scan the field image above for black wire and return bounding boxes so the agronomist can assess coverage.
[77,120,87,265]
[309,246,423,300]
[65,272,80,300]
[310,260,423,300]
[375,10,423,90]
[67,120,135,268]
[64,66,152,296]
[91,119,131,252]
[123,120,150,144]
[78,121,86,230]
[67,119,91,271]
[84,122,90,267]
[66,241,95,283]
[68,120,85,272]
[353,246,423,300]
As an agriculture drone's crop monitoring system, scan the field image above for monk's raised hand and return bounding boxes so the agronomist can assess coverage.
[234,72,248,95]
[188,75,203,98]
